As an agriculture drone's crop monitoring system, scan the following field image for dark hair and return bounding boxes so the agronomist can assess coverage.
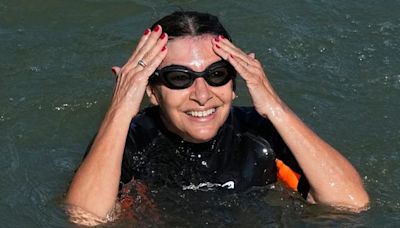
[150,11,232,41]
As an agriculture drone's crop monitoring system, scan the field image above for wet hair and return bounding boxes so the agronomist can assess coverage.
[149,11,236,90]
[150,11,232,41]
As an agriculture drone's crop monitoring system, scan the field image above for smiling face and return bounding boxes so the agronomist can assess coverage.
[147,35,236,143]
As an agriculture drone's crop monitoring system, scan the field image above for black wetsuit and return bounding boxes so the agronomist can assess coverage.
[121,106,309,198]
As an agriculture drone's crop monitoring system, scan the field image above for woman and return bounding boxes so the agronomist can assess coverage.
[65,11,369,224]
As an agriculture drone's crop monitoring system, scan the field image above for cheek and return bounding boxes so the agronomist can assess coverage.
[159,89,189,112]
[213,86,235,102]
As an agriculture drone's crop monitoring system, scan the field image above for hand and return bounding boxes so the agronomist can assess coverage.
[110,25,168,119]
[212,36,283,119]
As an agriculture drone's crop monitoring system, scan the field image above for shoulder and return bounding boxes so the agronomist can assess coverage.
[130,106,160,128]
[129,106,163,134]
[126,106,164,145]
[229,106,275,135]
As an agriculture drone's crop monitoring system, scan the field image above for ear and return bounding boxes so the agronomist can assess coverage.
[146,85,160,105]
[231,90,236,101]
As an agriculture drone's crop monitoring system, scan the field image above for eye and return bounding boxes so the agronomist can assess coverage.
[165,71,191,86]
[209,67,229,83]
[166,72,190,81]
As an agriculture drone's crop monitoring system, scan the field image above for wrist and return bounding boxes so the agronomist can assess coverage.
[257,94,288,119]
[104,105,136,126]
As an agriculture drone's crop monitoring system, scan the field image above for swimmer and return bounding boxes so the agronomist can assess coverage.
[65,11,369,225]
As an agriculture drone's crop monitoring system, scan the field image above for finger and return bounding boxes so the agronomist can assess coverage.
[137,33,168,71]
[248,53,256,59]
[212,39,254,68]
[212,42,230,60]
[130,28,152,58]
[212,37,255,67]
[122,32,168,78]
[111,66,121,76]
[213,44,248,77]
[213,43,261,83]
[141,45,168,77]
[121,36,168,82]
[123,25,162,71]
[128,25,164,67]
[216,36,249,58]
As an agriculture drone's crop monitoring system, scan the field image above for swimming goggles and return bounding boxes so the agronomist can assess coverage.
[149,60,236,89]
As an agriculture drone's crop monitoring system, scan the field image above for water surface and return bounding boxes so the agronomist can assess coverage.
[1,0,399,227]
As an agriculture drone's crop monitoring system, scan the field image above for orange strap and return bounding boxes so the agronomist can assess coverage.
[275,159,301,191]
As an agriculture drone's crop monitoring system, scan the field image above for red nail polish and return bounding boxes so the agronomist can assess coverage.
[160,32,166,39]
[215,37,219,42]
[220,35,225,39]
[111,68,116,74]
[161,46,167,52]
[143,28,150,35]
[216,44,221,49]
[154,25,160,32]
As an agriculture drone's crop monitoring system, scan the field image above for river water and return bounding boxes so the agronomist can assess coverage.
[1,0,399,227]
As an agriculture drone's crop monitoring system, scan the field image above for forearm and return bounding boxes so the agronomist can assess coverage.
[65,26,167,220]
[65,108,133,218]
[210,36,369,209]
[267,98,369,209]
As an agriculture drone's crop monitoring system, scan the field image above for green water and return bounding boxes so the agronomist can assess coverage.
[1,0,399,227]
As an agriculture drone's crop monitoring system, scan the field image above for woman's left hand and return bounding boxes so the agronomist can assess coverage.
[212,35,284,119]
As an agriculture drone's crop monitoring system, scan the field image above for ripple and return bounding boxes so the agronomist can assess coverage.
[52,100,98,111]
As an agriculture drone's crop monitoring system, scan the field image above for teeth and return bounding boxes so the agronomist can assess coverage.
[187,108,216,117]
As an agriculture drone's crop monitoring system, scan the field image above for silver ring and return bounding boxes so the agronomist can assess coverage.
[138,59,147,68]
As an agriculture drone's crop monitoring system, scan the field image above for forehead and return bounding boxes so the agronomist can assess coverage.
[160,35,221,71]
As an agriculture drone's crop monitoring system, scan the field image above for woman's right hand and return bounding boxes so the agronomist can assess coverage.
[109,25,168,119]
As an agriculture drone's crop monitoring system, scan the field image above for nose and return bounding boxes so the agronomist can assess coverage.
[189,77,212,106]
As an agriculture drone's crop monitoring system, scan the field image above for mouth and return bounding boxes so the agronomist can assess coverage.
[185,108,217,118]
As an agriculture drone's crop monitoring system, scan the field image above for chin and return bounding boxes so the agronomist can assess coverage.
[184,130,218,143]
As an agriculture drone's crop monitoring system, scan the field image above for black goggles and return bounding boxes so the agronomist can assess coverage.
[149,60,236,90]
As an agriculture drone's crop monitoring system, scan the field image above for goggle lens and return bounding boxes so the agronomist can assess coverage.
[150,60,236,89]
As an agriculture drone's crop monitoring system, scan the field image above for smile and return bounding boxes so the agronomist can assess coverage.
[186,108,216,117]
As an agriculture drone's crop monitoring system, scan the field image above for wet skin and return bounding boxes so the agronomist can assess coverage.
[148,35,236,143]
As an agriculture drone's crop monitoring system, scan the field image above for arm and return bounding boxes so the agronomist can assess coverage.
[65,26,168,219]
[212,36,369,210]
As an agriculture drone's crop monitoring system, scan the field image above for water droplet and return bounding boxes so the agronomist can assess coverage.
[30,66,40,72]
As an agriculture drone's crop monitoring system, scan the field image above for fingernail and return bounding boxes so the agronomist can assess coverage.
[215,37,220,42]
[154,25,160,32]
[111,68,116,74]
[162,46,167,52]
[216,44,221,49]
[220,35,225,39]
[143,28,150,35]
[160,32,166,39]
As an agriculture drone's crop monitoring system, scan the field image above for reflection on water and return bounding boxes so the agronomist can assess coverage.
[1,0,399,227]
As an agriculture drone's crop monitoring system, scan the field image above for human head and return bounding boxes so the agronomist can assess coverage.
[149,11,236,90]
[146,11,236,143]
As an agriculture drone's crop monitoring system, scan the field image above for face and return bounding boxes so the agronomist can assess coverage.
[147,35,236,143]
